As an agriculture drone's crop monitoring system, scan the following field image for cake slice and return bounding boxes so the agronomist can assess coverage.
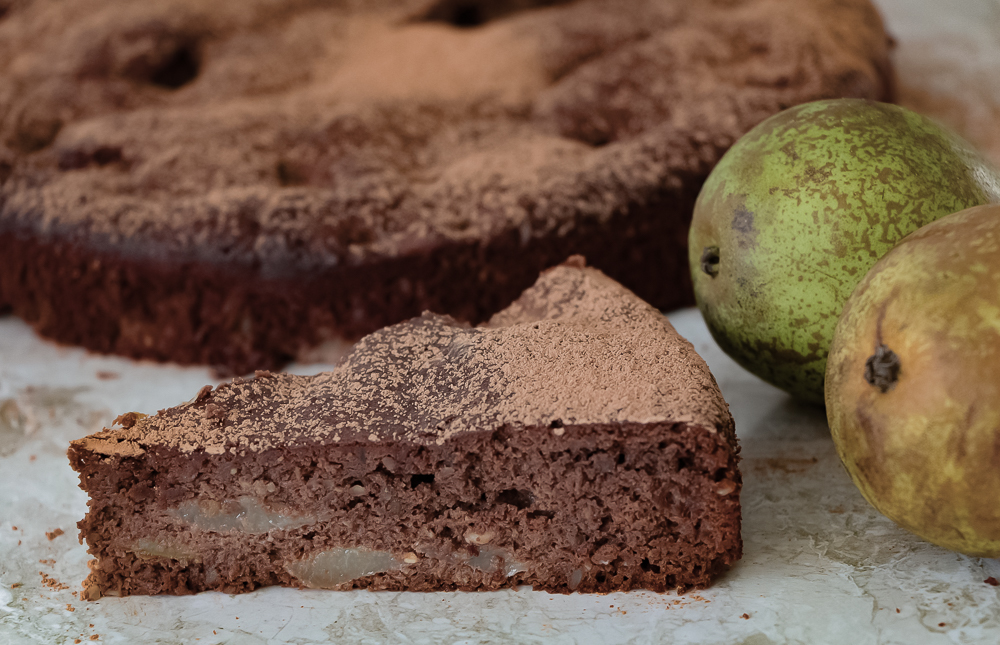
[68,257,741,598]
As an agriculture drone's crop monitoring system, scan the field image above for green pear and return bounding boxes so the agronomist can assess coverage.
[826,204,1000,556]
[689,99,1000,403]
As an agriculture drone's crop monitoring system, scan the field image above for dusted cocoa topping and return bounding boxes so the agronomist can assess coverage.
[69,260,742,596]
[0,0,894,373]
[80,261,733,456]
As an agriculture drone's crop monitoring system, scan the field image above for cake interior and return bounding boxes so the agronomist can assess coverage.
[71,418,741,597]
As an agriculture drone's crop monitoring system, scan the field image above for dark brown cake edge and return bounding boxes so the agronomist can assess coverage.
[69,419,741,598]
[0,182,697,373]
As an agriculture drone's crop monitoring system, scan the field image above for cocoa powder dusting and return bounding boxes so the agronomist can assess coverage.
[75,261,733,456]
[0,0,894,267]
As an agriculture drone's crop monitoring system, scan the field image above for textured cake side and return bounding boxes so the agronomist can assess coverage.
[0,184,695,373]
[69,419,741,597]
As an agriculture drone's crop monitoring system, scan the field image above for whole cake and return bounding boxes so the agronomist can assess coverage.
[68,258,741,597]
[0,0,894,373]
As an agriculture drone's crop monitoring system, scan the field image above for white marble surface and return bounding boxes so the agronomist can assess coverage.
[2,307,1000,645]
[3,1,1000,643]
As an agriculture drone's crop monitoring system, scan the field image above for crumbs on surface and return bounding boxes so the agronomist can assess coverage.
[46,528,64,540]
[39,572,69,591]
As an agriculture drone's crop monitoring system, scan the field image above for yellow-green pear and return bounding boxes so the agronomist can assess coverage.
[690,99,1000,403]
[826,203,1000,556]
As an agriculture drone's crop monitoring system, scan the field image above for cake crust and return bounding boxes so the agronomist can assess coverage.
[1,0,894,372]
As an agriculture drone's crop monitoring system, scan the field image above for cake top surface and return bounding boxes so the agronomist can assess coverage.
[74,258,734,457]
[0,0,892,268]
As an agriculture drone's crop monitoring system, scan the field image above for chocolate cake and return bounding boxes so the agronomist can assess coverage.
[0,0,894,373]
[68,258,741,597]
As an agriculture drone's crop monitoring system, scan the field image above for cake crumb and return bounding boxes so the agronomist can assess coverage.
[741,613,750,619]
[66,604,75,612]
[90,636,99,641]
[96,371,119,380]
[39,572,69,590]
[985,577,999,586]
[39,558,55,566]
[10,583,21,588]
